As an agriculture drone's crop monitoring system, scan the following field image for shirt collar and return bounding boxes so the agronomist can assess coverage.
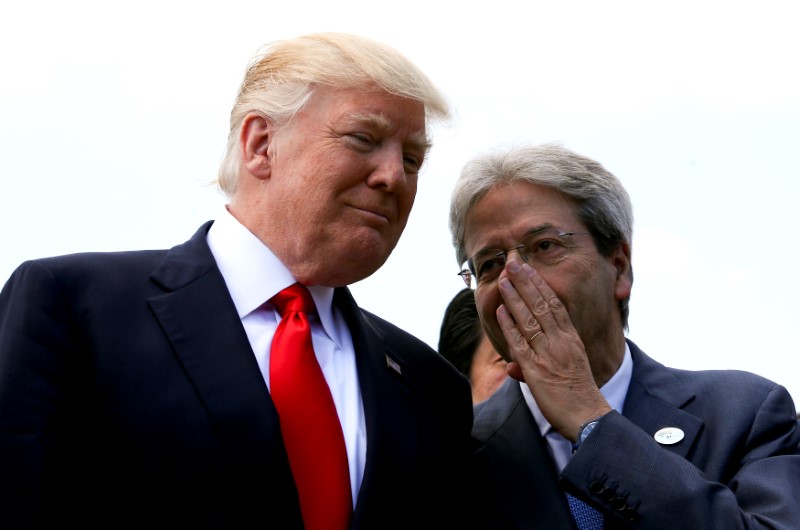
[206,206,340,345]
[524,341,633,437]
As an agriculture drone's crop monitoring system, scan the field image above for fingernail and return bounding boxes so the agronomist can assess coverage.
[522,263,535,276]
[508,261,521,273]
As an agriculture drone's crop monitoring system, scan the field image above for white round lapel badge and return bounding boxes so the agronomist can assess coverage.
[654,427,684,445]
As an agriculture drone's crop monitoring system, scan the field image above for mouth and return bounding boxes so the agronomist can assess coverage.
[348,204,392,224]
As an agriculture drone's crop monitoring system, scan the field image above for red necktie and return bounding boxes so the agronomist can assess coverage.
[269,283,352,530]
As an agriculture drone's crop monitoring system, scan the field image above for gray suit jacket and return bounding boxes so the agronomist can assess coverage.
[0,221,474,529]
[471,340,800,529]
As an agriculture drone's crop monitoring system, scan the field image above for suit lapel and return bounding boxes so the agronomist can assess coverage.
[473,379,575,528]
[332,288,417,516]
[624,341,704,459]
[147,222,280,457]
[473,341,706,529]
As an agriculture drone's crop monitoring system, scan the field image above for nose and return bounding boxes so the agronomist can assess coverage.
[366,146,409,192]
[504,244,528,263]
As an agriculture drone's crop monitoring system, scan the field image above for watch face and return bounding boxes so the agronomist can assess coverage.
[580,420,600,443]
[573,417,603,452]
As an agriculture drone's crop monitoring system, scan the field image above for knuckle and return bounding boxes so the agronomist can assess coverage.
[532,299,549,315]
[548,296,564,310]
[523,315,539,330]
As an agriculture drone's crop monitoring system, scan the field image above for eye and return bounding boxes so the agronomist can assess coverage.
[534,238,561,253]
[526,234,570,265]
[403,153,422,173]
[348,133,373,145]
[475,256,504,282]
[491,354,507,366]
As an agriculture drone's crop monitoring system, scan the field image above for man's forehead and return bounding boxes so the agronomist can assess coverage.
[463,190,581,257]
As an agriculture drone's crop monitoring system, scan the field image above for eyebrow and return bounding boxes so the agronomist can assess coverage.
[468,224,557,259]
[350,112,431,153]
[523,224,556,238]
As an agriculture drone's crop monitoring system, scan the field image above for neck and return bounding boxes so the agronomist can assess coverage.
[587,333,626,388]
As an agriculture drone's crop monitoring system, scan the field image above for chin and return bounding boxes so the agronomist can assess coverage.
[352,236,393,263]
[329,253,387,285]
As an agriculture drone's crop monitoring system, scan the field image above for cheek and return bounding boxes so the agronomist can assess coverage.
[398,195,416,225]
[541,255,599,301]
[490,364,508,384]
[295,184,331,220]
[475,288,512,360]
[397,182,417,220]
[474,288,499,329]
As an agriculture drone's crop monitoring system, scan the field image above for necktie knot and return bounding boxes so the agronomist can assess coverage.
[270,283,315,316]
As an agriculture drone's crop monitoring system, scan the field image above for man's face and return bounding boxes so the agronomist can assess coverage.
[468,333,508,404]
[253,85,428,286]
[464,181,628,361]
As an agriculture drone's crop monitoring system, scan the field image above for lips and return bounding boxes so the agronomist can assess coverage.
[348,203,393,224]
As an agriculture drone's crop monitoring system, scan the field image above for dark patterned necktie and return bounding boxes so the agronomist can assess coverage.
[567,493,604,530]
[269,283,352,530]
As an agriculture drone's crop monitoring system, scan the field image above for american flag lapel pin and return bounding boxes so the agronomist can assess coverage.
[385,354,402,375]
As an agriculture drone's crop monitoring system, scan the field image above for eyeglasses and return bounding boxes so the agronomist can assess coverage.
[458,228,590,289]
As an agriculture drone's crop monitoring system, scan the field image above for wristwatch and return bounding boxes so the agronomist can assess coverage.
[571,415,604,453]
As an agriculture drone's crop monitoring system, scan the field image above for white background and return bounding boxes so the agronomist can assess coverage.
[2,1,799,405]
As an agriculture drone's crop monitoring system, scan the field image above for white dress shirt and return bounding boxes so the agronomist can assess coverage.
[206,207,366,506]
[522,342,633,472]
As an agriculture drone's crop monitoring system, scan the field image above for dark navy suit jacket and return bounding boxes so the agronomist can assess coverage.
[0,222,474,529]
[471,340,800,529]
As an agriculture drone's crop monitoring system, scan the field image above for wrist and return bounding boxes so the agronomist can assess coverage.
[571,414,606,453]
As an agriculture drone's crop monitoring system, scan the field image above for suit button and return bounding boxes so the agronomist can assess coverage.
[624,506,640,522]
[602,488,616,502]
[589,481,604,494]
[611,498,627,511]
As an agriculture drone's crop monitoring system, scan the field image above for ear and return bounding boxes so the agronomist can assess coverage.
[612,240,633,301]
[240,112,273,180]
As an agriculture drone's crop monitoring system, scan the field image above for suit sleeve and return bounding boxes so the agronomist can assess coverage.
[0,260,81,526]
[563,388,800,530]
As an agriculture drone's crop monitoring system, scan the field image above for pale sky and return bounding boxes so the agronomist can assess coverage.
[2,1,799,405]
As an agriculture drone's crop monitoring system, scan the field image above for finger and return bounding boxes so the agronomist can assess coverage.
[496,302,534,358]
[520,262,575,333]
[527,330,544,344]
[499,263,554,338]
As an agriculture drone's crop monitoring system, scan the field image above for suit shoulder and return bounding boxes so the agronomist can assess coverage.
[358,307,434,353]
[632,340,786,397]
[632,343,795,418]
[3,250,169,300]
[472,378,530,441]
[20,248,166,268]
[358,307,469,379]
[672,366,793,409]
[21,249,166,278]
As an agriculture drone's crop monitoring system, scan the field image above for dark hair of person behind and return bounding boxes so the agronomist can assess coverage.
[438,288,483,378]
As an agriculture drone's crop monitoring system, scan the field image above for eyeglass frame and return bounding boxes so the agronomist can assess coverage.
[457,227,591,289]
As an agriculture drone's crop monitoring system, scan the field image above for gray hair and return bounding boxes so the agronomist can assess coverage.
[217,32,451,196]
[449,143,634,328]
